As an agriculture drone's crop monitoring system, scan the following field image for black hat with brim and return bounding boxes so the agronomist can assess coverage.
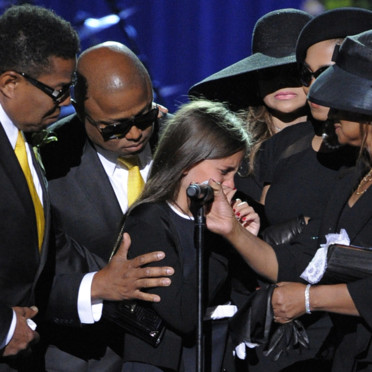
[296,7,372,65]
[308,31,372,116]
[188,9,312,110]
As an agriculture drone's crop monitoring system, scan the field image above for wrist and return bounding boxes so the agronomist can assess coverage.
[91,271,104,301]
[225,218,246,243]
[305,284,312,314]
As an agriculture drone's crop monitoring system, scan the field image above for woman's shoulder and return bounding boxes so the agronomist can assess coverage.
[129,201,170,220]
[261,121,312,151]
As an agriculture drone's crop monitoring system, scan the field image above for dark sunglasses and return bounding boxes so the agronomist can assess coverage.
[256,64,300,81]
[86,106,159,141]
[299,65,330,87]
[17,71,75,104]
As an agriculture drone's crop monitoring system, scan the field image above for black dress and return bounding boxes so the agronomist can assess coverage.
[275,164,372,372]
[122,202,230,372]
[261,121,356,225]
[238,122,356,372]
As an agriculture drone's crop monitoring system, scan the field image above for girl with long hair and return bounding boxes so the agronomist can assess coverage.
[121,99,257,372]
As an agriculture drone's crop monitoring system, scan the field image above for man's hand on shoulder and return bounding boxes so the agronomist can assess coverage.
[91,233,174,303]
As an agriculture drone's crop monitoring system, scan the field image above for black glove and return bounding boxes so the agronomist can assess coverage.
[261,215,306,246]
[229,284,309,361]
[263,319,309,361]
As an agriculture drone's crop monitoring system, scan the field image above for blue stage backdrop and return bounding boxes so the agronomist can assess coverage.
[3,0,312,113]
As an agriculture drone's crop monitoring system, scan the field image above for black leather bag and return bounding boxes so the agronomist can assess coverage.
[322,243,372,283]
[103,300,166,347]
[261,215,306,246]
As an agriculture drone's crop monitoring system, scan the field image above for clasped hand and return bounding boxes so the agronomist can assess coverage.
[3,306,39,357]
[272,282,307,323]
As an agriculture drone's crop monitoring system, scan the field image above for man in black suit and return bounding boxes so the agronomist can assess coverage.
[40,42,171,371]
[0,5,173,371]
[0,4,79,371]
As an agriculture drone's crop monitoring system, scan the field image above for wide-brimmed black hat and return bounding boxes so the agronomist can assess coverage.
[188,8,312,110]
[296,7,372,65]
[308,30,372,116]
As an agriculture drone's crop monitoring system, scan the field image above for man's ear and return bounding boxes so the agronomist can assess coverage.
[0,71,19,98]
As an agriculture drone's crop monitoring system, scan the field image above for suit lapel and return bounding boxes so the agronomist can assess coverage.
[75,140,123,227]
[0,124,36,215]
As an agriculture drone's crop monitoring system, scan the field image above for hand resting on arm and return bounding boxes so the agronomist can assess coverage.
[92,233,174,303]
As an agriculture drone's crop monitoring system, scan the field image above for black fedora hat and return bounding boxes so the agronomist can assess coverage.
[296,7,372,65]
[308,30,372,116]
[188,8,312,110]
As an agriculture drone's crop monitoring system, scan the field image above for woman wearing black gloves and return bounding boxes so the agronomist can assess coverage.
[206,29,372,372]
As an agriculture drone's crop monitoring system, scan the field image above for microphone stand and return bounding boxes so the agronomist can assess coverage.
[189,199,208,372]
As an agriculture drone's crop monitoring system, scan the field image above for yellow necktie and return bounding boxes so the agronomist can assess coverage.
[118,156,145,206]
[15,131,45,251]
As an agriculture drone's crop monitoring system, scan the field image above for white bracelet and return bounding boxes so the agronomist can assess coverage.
[305,284,312,314]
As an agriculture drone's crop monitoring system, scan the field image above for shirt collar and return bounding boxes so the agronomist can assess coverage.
[95,142,152,177]
[0,104,18,149]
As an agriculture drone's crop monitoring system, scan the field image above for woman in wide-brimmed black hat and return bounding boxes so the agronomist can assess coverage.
[241,8,372,372]
[253,6,372,233]
[206,29,372,372]
[190,8,312,201]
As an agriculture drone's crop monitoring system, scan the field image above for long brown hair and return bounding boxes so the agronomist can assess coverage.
[244,105,275,174]
[130,99,251,210]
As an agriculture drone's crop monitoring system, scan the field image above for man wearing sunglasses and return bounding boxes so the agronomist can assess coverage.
[40,42,171,372]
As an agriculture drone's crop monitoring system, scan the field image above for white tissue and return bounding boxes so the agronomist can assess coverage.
[205,304,237,320]
[27,318,37,331]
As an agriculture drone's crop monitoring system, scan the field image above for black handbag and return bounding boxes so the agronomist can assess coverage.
[102,300,166,347]
[102,219,166,347]
[321,243,372,283]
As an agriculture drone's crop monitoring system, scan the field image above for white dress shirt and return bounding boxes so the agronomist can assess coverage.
[96,143,153,213]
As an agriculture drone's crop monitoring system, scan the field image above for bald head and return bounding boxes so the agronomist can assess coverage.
[75,41,152,108]
[74,42,155,156]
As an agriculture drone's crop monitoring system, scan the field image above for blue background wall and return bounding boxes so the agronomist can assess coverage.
[2,0,317,113]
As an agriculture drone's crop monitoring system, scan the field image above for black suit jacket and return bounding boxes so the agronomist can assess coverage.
[40,114,127,360]
[0,123,54,370]
[43,115,123,262]
[40,113,168,362]
[42,112,168,263]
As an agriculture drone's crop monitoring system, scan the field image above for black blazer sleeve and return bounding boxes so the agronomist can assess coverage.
[0,304,13,345]
[274,218,322,282]
[46,227,107,326]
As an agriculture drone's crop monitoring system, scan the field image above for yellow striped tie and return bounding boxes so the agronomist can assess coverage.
[15,131,45,251]
[118,156,145,207]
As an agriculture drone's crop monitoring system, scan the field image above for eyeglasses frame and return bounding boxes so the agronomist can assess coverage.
[16,71,75,104]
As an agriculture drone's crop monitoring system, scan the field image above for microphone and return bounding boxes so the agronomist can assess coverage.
[186,183,214,203]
